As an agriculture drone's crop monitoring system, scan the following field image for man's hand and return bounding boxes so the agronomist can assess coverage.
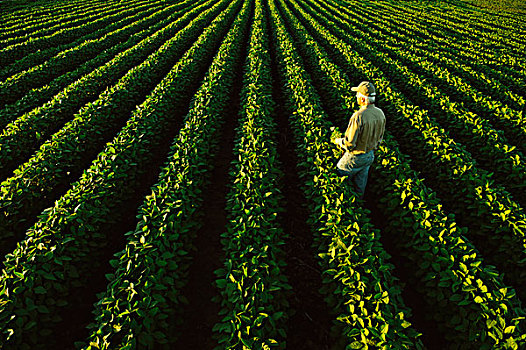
[330,126,342,144]
[334,137,348,151]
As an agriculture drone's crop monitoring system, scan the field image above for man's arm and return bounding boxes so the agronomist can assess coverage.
[334,137,348,151]
[344,114,360,149]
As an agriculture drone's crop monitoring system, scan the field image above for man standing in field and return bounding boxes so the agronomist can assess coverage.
[333,81,386,199]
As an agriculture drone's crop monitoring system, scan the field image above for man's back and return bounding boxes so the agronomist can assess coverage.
[344,104,386,154]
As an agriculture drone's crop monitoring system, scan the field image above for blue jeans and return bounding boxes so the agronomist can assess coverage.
[336,150,374,198]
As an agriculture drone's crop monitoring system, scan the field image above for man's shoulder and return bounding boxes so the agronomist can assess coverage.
[362,105,385,118]
[370,105,385,113]
[352,105,385,121]
[348,110,361,121]
[353,108,367,117]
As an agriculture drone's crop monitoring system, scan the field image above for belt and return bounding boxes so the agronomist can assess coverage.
[352,150,374,156]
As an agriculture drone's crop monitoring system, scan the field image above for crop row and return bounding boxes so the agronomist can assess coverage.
[0,0,100,30]
[0,0,197,127]
[325,0,526,122]
[288,0,526,301]
[1,0,524,347]
[78,0,251,347]
[0,0,157,67]
[351,0,526,101]
[435,3,524,41]
[0,0,225,258]
[0,0,139,46]
[268,0,425,347]
[371,135,526,349]
[0,0,170,107]
[347,0,526,71]
[0,0,211,154]
[0,1,158,81]
[0,3,210,164]
[369,0,526,62]
[360,0,526,85]
[0,0,112,36]
[213,0,290,347]
[0,0,242,348]
[339,0,526,148]
[311,0,526,146]
[309,0,526,203]
[273,1,526,345]
[441,0,526,40]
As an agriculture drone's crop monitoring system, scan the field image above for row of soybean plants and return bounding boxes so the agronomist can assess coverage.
[311,0,526,204]
[0,0,157,82]
[436,3,526,57]
[0,0,156,81]
[0,0,197,126]
[0,0,112,37]
[1,0,132,38]
[338,0,525,87]
[0,0,153,67]
[0,0,244,347]
[0,0,172,108]
[0,0,225,256]
[331,0,526,123]
[363,0,526,85]
[377,8,526,115]
[355,0,526,104]
[310,0,526,179]
[268,0,425,347]
[0,0,136,47]
[0,0,97,30]
[444,0,526,42]
[212,0,290,347]
[300,0,520,290]
[436,2,525,44]
[78,0,252,347]
[0,0,211,135]
[332,0,526,150]
[274,0,526,347]
[374,0,526,63]
[288,0,526,303]
[0,2,219,197]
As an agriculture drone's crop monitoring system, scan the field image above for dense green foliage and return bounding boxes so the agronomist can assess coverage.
[213,1,291,347]
[0,0,524,348]
[275,0,525,346]
[80,1,251,347]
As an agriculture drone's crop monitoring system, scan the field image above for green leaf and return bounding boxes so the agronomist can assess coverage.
[216,279,227,289]
[350,341,363,349]
[34,286,47,294]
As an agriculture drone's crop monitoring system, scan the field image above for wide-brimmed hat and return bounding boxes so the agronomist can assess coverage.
[351,81,376,96]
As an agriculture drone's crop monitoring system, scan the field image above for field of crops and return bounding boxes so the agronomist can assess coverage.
[0,0,525,348]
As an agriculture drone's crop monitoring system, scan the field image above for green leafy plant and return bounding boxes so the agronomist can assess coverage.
[0,0,225,249]
[0,0,155,69]
[0,0,241,347]
[213,1,290,347]
[79,1,251,348]
[268,0,424,347]
[288,0,526,304]
[0,0,191,124]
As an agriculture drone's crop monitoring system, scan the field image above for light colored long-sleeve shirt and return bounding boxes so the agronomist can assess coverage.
[344,104,386,154]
